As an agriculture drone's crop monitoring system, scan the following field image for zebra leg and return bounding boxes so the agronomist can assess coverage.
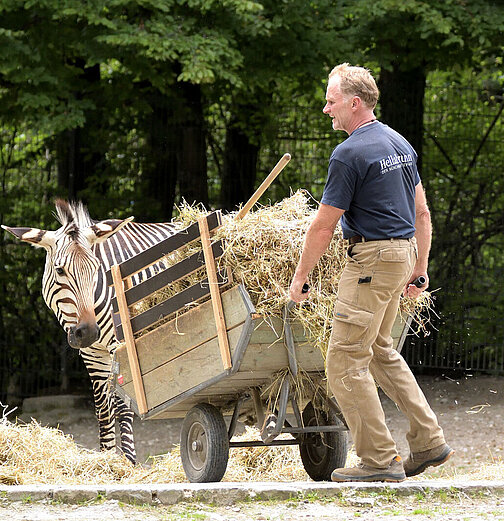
[115,392,137,464]
[92,375,117,453]
[81,347,117,454]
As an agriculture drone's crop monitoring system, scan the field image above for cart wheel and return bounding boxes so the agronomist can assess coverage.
[299,401,348,481]
[180,403,229,483]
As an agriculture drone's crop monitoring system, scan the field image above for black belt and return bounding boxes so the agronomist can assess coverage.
[348,235,412,245]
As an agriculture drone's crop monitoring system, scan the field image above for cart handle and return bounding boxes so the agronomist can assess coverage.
[235,153,291,220]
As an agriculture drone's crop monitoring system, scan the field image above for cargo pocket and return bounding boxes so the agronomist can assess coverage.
[332,299,374,348]
[378,247,408,263]
[372,246,411,292]
[370,270,406,293]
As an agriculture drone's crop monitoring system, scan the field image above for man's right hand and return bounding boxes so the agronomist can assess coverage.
[289,278,311,303]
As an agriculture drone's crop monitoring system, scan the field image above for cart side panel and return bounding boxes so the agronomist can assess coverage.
[116,285,250,410]
[116,285,249,380]
[238,311,408,375]
[120,325,245,410]
[240,318,324,373]
[138,312,410,420]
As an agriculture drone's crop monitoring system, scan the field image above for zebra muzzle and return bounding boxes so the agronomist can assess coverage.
[68,321,101,349]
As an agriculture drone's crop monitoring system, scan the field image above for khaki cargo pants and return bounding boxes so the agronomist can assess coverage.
[326,238,445,468]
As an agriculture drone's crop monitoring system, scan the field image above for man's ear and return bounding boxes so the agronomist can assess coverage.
[1,225,56,250]
[84,216,134,245]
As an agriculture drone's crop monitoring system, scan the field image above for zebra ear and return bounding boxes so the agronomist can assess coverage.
[1,225,56,250]
[84,216,134,244]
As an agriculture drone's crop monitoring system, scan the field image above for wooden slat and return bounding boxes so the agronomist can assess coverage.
[105,211,222,286]
[110,264,148,415]
[198,215,231,370]
[117,285,249,379]
[131,269,228,334]
[111,240,224,313]
[114,268,228,341]
[248,319,308,344]
[237,341,289,373]
[120,336,221,410]
[119,323,246,408]
[227,370,277,380]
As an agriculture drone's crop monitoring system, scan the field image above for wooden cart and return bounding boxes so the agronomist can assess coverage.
[106,210,411,483]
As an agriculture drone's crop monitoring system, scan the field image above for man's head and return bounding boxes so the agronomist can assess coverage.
[323,63,379,134]
[328,63,379,110]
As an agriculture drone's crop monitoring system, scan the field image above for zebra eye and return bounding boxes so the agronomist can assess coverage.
[55,266,65,276]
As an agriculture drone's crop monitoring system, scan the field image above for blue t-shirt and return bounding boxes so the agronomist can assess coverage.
[320,121,420,240]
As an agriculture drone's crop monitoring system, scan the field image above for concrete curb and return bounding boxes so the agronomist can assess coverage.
[2,480,504,505]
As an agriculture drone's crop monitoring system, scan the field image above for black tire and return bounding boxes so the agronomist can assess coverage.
[180,403,229,483]
[299,401,348,481]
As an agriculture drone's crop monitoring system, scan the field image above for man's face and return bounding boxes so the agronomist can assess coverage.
[323,78,352,132]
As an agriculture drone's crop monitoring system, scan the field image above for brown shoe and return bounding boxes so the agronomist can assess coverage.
[331,455,406,483]
[404,443,455,477]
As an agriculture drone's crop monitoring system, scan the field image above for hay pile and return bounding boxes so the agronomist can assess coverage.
[145,190,432,358]
[7,416,504,485]
[0,419,136,485]
[0,418,324,484]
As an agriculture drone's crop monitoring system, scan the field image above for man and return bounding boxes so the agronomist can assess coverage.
[289,63,454,482]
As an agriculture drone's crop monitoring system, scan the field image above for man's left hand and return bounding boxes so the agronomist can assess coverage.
[403,273,429,299]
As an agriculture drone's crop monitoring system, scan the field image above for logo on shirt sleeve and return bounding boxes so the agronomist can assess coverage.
[379,153,413,174]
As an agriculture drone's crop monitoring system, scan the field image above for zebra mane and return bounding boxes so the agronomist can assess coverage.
[54,199,94,237]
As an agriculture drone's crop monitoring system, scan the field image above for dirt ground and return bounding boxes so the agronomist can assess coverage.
[3,493,504,521]
[19,374,504,472]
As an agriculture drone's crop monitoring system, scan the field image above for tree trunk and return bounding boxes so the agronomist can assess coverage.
[220,99,272,212]
[142,82,207,220]
[220,113,260,211]
[56,63,105,203]
[378,65,426,172]
[176,82,208,208]
[143,92,179,221]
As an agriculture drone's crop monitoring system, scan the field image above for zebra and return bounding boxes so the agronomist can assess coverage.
[2,199,176,463]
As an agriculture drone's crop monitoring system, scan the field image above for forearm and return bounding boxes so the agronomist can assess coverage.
[293,224,334,281]
[289,204,343,302]
[404,183,431,298]
[414,206,431,273]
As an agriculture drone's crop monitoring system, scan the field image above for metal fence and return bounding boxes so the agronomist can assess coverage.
[404,79,504,374]
[402,284,504,375]
[0,337,91,406]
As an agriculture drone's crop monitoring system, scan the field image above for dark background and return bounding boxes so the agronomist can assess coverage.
[1,1,503,407]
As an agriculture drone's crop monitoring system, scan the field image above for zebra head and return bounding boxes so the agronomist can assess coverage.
[2,200,132,349]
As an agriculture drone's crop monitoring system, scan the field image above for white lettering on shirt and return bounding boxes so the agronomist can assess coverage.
[379,153,413,174]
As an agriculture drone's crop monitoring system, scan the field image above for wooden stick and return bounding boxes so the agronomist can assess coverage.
[235,153,291,220]
[198,216,232,370]
[110,264,149,415]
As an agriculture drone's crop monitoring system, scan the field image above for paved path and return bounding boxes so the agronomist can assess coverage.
[2,479,504,505]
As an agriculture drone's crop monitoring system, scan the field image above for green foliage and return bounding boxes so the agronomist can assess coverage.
[0,128,65,402]
[0,0,271,137]
[341,0,504,72]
